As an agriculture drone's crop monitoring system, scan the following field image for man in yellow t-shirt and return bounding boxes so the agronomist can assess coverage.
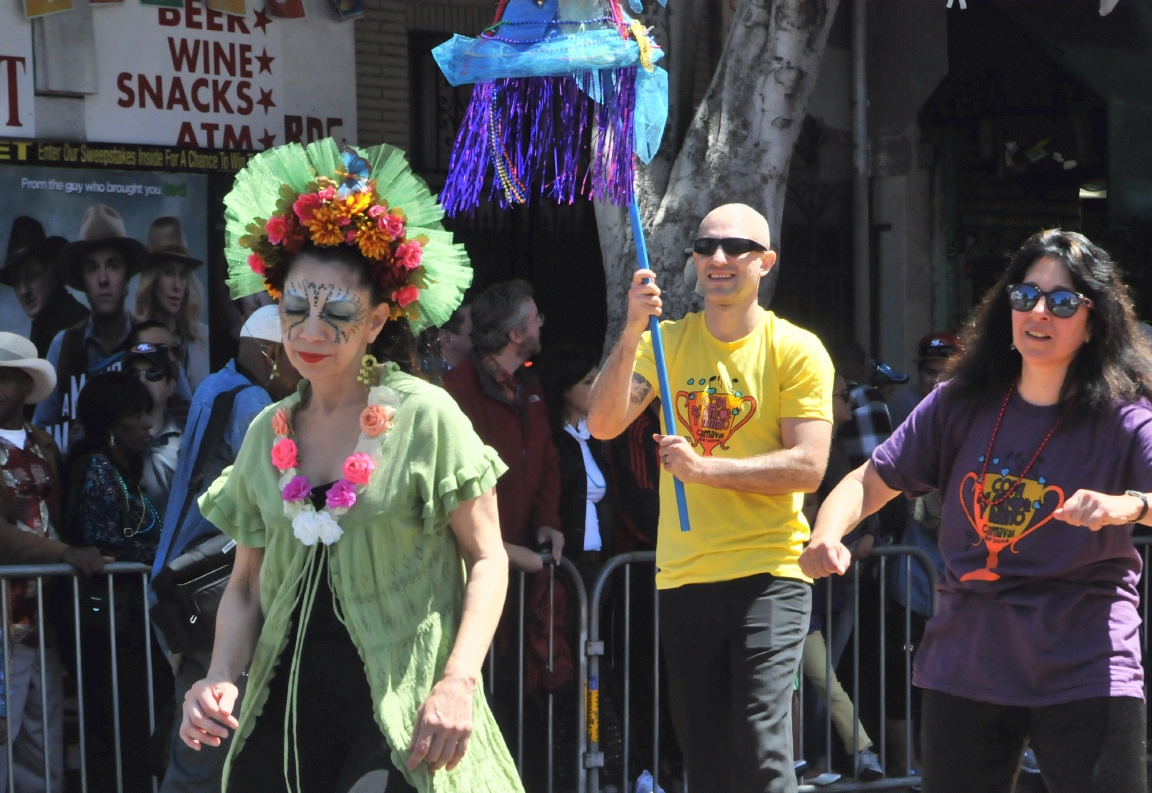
[587,204,833,793]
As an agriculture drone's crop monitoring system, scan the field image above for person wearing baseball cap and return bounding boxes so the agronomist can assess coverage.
[888,332,961,429]
[151,305,299,793]
[1,217,89,357]
[33,205,147,449]
[0,332,109,790]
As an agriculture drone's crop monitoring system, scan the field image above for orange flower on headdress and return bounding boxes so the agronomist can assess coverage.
[356,223,393,261]
[307,205,346,247]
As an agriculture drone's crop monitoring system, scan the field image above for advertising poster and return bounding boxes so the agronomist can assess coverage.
[0,165,208,447]
[0,6,35,136]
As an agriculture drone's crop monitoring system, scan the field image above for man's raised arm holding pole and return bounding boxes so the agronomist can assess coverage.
[586,203,838,792]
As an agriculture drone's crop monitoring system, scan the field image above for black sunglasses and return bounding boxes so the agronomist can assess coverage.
[1007,284,1093,319]
[134,368,167,383]
[692,237,768,257]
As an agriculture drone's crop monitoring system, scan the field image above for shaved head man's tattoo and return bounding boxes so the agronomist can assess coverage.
[630,372,653,405]
[281,280,367,344]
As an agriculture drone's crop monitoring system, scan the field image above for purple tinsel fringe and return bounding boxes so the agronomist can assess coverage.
[440,68,637,215]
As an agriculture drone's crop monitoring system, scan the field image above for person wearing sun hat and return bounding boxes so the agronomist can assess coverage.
[0,332,109,792]
[181,140,521,793]
[33,205,146,450]
[1,216,89,357]
[134,217,211,392]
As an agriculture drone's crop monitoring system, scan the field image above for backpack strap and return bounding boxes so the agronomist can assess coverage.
[161,383,254,570]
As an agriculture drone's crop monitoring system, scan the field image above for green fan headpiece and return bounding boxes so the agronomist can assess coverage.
[223,139,471,333]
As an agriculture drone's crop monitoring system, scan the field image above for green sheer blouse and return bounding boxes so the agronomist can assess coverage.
[199,365,523,792]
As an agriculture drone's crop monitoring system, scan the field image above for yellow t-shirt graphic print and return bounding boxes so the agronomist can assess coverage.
[634,311,833,589]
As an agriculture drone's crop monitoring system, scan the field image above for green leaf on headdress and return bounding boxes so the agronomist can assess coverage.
[275,184,298,216]
[410,266,429,290]
[238,234,258,250]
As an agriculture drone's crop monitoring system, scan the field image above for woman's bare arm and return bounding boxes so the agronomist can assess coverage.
[799,462,900,579]
[179,544,264,749]
[407,488,508,773]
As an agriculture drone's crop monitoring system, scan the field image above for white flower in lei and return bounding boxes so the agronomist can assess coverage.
[269,383,400,546]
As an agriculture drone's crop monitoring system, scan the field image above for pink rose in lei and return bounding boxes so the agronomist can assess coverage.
[282,475,311,502]
[326,479,358,510]
[368,205,387,220]
[271,438,298,471]
[342,453,376,485]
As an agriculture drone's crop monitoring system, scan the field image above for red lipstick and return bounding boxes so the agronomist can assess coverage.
[298,352,329,364]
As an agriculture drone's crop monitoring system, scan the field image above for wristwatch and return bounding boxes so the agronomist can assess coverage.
[1125,490,1148,523]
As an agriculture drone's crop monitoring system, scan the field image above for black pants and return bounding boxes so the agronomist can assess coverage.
[659,574,810,793]
[921,689,1147,793]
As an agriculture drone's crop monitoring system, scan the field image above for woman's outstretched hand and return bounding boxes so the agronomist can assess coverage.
[1054,490,1145,530]
[406,675,475,773]
[180,678,241,750]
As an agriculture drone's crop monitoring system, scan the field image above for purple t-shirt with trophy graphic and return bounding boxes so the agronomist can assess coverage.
[872,383,1152,706]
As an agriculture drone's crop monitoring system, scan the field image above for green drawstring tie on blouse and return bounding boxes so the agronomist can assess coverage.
[282,544,328,793]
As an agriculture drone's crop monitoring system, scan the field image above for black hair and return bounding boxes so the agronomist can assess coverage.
[537,346,600,438]
[947,228,1152,412]
[64,371,153,486]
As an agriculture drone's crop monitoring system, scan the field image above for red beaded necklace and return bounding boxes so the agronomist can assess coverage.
[977,384,1073,509]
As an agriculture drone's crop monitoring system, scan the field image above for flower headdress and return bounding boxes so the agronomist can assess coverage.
[223,139,471,331]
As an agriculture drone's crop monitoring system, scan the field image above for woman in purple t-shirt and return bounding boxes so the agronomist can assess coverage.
[801,229,1152,793]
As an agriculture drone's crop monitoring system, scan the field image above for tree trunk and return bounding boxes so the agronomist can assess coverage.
[597,0,841,352]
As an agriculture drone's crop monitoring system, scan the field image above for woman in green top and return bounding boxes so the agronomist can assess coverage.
[177,140,524,793]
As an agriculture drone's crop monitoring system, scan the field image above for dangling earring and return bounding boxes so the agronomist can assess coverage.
[109,434,116,449]
[357,354,378,392]
[269,347,279,382]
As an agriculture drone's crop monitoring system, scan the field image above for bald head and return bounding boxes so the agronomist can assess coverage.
[698,204,772,249]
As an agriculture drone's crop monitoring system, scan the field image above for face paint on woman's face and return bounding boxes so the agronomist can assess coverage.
[280,279,367,345]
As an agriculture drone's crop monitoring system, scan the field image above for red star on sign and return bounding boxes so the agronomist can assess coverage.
[256,48,275,75]
[253,7,272,33]
[257,88,276,114]
[259,129,277,150]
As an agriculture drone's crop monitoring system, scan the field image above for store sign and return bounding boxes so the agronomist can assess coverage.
[0,7,35,138]
[86,0,284,150]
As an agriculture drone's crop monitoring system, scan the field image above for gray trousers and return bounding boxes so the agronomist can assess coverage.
[660,574,811,793]
[0,643,63,793]
[159,653,244,793]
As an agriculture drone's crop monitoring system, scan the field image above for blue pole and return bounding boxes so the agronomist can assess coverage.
[628,200,691,532]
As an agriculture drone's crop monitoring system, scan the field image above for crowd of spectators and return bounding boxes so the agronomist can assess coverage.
[0,204,960,793]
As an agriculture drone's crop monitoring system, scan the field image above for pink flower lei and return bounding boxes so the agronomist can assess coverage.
[270,385,400,547]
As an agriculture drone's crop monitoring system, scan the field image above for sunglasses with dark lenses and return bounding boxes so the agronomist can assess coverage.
[692,237,768,257]
[135,368,167,383]
[1007,284,1094,319]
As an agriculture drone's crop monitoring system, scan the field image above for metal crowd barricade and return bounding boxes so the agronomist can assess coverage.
[0,561,155,793]
[583,547,939,793]
[485,554,588,793]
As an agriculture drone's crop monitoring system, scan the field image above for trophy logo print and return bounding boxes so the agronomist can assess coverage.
[674,375,757,456]
[957,468,1064,582]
